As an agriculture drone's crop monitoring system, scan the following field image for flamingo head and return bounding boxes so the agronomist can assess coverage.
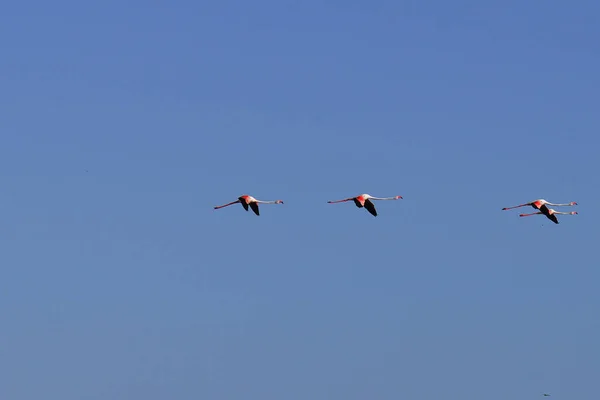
[570,201,578,205]
[275,200,284,204]
[570,211,578,215]
[395,195,403,199]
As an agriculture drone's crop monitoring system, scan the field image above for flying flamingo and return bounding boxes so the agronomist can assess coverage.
[327,193,402,216]
[502,199,577,212]
[213,194,284,216]
[519,208,578,224]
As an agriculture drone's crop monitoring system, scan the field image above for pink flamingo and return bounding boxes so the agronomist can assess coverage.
[502,199,577,212]
[214,194,283,216]
[327,193,402,217]
[519,208,578,224]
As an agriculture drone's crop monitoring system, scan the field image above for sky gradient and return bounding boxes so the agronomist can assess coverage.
[1,1,599,399]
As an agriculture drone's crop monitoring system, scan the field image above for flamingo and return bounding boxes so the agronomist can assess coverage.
[214,194,283,216]
[519,208,578,224]
[327,193,402,217]
[502,199,577,212]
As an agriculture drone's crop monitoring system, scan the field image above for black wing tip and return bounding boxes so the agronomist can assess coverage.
[249,202,260,216]
[364,199,377,216]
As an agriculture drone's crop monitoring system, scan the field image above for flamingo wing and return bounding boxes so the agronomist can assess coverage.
[249,201,260,216]
[539,204,558,224]
[241,201,249,211]
[364,199,377,216]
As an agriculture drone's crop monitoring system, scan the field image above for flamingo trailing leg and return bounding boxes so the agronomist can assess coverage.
[327,193,402,217]
[214,194,284,216]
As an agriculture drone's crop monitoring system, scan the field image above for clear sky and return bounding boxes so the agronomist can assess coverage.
[1,1,598,399]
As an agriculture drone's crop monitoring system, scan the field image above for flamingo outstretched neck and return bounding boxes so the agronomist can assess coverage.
[548,201,577,206]
[255,200,284,204]
[369,196,403,200]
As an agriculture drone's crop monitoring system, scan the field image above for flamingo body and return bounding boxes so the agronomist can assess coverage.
[532,199,545,209]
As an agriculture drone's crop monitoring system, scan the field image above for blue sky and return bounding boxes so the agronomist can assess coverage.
[1,1,598,399]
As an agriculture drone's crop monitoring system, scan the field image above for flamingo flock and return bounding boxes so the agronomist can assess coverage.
[214,193,579,224]
[213,193,402,217]
[501,198,578,224]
